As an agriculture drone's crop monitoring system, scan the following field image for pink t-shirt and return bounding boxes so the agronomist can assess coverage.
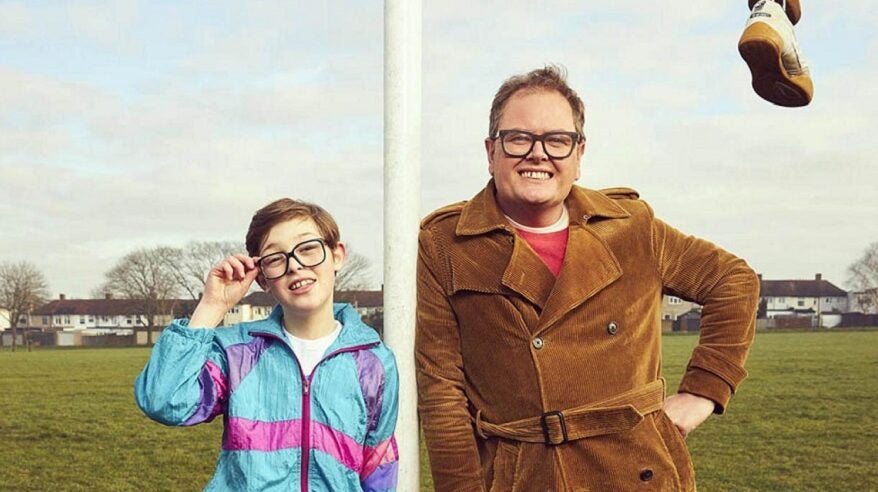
[515,228,569,277]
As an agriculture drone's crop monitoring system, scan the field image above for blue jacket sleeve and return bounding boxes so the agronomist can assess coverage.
[360,346,400,492]
[134,319,229,426]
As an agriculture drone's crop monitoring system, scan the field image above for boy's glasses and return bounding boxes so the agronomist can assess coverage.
[258,238,327,280]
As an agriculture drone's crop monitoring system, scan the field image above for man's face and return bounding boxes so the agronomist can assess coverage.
[485,89,584,223]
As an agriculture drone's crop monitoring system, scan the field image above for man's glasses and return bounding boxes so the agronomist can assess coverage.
[258,238,327,280]
[493,130,582,160]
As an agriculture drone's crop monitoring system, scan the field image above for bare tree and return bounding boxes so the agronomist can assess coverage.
[0,261,49,352]
[336,251,376,291]
[166,241,242,300]
[99,247,181,346]
[847,242,878,313]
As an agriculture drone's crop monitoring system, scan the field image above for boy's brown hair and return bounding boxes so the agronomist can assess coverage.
[488,64,586,139]
[245,198,340,257]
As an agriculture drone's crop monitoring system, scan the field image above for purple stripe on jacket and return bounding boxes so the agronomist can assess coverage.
[351,350,385,433]
[361,461,399,491]
[361,436,398,480]
[226,337,269,392]
[183,360,227,426]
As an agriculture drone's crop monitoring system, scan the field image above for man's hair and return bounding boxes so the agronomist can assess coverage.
[245,198,340,257]
[488,65,585,138]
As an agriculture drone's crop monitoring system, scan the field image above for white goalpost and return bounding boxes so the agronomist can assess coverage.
[383,0,422,489]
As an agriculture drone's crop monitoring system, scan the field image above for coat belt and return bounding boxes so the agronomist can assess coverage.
[472,379,666,445]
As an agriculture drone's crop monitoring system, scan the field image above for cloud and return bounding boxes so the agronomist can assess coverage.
[0,0,875,297]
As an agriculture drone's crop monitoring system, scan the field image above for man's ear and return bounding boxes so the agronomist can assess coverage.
[574,138,586,181]
[485,137,496,176]
[332,242,348,273]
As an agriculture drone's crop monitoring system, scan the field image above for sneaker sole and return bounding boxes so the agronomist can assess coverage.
[738,23,813,107]
[748,0,801,25]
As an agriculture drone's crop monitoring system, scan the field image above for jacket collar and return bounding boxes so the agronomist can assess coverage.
[456,180,629,236]
[251,303,379,349]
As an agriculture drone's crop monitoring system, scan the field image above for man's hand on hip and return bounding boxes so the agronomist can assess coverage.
[662,392,715,438]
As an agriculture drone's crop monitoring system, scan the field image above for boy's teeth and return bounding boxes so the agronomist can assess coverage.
[291,279,314,289]
[521,171,550,180]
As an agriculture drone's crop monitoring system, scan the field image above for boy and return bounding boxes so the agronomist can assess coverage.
[135,198,399,491]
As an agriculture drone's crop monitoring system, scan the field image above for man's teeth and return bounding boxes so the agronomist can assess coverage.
[520,171,551,180]
[291,279,315,290]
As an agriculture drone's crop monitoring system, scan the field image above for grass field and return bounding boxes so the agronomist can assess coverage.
[1,331,876,491]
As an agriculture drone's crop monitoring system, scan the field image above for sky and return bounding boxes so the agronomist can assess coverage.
[1,0,876,299]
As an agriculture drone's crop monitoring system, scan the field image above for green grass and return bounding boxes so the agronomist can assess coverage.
[1,332,876,491]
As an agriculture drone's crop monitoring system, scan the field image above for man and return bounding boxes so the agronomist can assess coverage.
[416,66,759,491]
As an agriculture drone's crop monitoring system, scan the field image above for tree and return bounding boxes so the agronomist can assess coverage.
[98,247,181,346]
[336,251,376,291]
[847,242,878,313]
[0,261,50,352]
[166,241,242,300]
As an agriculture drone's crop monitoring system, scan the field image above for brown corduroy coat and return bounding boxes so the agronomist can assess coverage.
[416,181,759,492]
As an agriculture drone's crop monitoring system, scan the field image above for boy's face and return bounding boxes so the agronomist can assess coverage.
[256,217,346,318]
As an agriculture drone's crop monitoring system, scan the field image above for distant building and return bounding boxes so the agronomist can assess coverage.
[29,294,197,344]
[759,273,848,327]
[847,289,878,314]
[225,291,276,325]
[0,308,9,330]
[225,290,385,325]
[661,296,699,321]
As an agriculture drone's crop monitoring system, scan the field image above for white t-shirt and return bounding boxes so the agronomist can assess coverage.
[285,321,342,376]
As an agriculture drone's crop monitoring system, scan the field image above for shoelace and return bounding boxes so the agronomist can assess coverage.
[751,0,810,76]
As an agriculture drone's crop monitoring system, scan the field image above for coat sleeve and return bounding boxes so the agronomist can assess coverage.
[415,227,487,492]
[134,319,229,426]
[360,347,400,492]
[651,215,759,413]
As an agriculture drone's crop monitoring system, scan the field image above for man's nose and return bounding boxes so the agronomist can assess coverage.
[527,139,548,161]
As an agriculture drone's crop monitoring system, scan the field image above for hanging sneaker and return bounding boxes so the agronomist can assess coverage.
[738,0,813,107]
[748,0,801,25]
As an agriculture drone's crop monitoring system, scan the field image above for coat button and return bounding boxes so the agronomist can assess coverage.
[532,337,544,349]
[640,469,653,481]
[607,321,619,335]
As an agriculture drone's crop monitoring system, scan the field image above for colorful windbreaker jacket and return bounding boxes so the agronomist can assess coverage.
[135,303,399,492]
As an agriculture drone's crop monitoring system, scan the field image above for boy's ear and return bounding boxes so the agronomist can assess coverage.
[332,242,348,273]
[256,273,268,291]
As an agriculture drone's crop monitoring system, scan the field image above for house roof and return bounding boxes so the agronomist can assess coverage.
[241,292,275,307]
[33,298,194,316]
[760,279,847,298]
[335,290,383,308]
[239,290,385,309]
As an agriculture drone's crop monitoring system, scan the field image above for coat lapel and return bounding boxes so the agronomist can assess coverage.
[501,235,555,310]
[455,182,554,309]
[534,186,631,334]
[455,182,632,324]
[536,224,622,334]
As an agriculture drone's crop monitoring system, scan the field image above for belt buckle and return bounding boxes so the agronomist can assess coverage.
[540,410,568,446]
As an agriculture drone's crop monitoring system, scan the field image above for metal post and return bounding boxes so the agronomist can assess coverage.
[384,0,421,489]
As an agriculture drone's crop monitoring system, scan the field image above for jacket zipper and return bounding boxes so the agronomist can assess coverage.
[300,370,311,492]
[300,342,378,492]
[250,331,378,492]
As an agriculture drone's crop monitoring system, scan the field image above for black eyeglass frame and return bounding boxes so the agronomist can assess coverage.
[257,238,328,280]
[492,129,584,159]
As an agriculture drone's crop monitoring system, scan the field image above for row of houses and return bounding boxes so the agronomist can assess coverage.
[661,273,877,331]
[2,273,876,346]
[0,290,385,347]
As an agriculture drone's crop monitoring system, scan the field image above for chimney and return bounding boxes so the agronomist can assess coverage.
[105,293,113,300]
[815,273,822,281]
[59,293,66,300]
